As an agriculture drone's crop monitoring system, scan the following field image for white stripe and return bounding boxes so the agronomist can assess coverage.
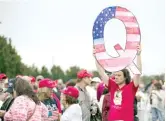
[95,52,110,59]
[127,34,140,42]
[116,11,134,17]
[115,50,137,58]
[124,22,139,27]
[128,63,141,74]
[93,38,104,45]
[115,49,141,74]
[95,50,137,60]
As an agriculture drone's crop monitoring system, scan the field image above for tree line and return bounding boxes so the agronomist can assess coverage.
[0,36,164,84]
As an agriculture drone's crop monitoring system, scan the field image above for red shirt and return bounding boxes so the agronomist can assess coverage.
[108,78,138,121]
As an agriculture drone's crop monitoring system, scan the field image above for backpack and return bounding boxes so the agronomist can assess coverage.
[0,96,14,111]
[90,103,102,121]
[0,96,14,121]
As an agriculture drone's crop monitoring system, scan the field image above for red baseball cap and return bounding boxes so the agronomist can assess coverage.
[39,78,57,88]
[61,86,79,99]
[0,73,7,80]
[29,76,36,83]
[77,70,93,79]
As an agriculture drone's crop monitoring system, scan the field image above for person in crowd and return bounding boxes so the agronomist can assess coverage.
[87,77,101,104]
[94,44,142,121]
[101,87,110,121]
[150,82,165,121]
[0,78,15,121]
[38,78,61,121]
[65,80,76,87]
[3,77,48,120]
[75,69,93,121]
[159,80,165,90]
[90,77,101,90]
[29,76,38,93]
[97,82,106,112]
[60,86,82,121]
[36,75,44,86]
[97,82,105,102]
[55,79,65,100]
[0,74,10,108]
[136,83,148,121]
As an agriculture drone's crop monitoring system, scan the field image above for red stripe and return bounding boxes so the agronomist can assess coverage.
[116,6,128,12]
[116,16,137,23]
[95,41,139,52]
[95,44,106,53]
[114,41,139,50]
[125,41,139,49]
[114,44,123,50]
[126,27,140,34]
[98,57,132,67]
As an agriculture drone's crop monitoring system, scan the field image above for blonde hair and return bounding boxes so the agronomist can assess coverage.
[37,87,50,101]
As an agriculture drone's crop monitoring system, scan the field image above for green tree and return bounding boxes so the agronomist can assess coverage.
[0,36,23,77]
[28,64,40,77]
[40,66,51,78]
[141,75,154,85]
[92,70,100,77]
[159,73,165,81]
[20,63,31,75]
[65,66,81,82]
[51,65,65,80]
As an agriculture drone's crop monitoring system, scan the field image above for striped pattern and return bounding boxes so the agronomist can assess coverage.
[93,6,141,73]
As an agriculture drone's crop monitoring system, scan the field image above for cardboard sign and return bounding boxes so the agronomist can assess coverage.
[93,6,141,74]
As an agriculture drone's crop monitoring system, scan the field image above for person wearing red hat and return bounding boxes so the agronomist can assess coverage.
[0,73,8,92]
[60,86,82,121]
[0,73,9,107]
[0,74,7,82]
[38,78,61,121]
[75,69,93,121]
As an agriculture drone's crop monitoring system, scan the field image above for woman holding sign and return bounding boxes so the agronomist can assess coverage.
[93,45,142,121]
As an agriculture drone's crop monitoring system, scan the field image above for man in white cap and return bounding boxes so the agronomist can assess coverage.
[35,75,44,88]
[86,77,101,104]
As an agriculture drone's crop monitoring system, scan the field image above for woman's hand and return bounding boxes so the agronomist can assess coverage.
[136,44,142,55]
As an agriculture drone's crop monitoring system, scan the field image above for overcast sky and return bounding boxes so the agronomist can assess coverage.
[0,0,165,75]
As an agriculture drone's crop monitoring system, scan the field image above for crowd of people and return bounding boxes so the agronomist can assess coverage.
[0,44,164,121]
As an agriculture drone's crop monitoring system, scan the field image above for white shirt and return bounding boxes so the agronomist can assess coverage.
[151,90,165,111]
[136,91,147,110]
[98,95,104,113]
[60,104,82,121]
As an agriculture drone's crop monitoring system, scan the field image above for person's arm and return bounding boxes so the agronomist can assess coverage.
[93,48,109,85]
[133,44,142,87]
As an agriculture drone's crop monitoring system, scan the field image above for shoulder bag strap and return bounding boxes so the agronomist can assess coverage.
[26,104,36,121]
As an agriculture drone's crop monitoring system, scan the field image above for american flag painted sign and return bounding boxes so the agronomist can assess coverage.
[93,6,141,74]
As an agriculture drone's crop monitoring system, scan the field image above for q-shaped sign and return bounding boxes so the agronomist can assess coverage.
[93,6,141,74]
